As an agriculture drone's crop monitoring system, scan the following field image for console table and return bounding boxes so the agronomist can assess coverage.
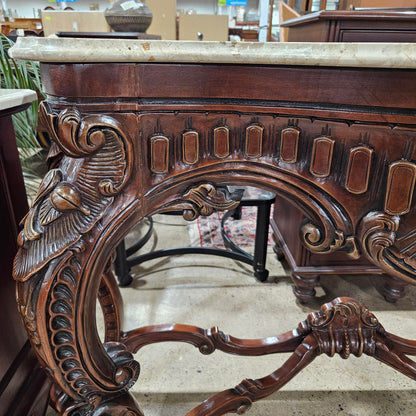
[9,39,416,416]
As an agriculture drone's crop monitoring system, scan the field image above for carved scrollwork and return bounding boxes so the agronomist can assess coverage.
[358,211,399,261]
[307,297,380,358]
[299,220,360,258]
[14,103,139,415]
[50,387,144,416]
[14,105,132,282]
[357,211,416,284]
[181,183,243,221]
[45,254,139,404]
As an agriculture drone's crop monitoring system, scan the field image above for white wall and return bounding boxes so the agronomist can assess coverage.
[6,0,260,18]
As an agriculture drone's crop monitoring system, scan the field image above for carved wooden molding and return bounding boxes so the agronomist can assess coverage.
[384,161,416,216]
[345,146,373,194]
[182,131,200,165]
[299,220,359,258]
[358,211,416,285]
[310,136,335,178]
[213,126,230,159]
[125,297,416,416]
[180,183,243,221]
[306,298,379,358]
[14,105,132,282]
[280,127,299,164]
[245,125,263,158]
[150,135,170,174]
[13,103,139,416]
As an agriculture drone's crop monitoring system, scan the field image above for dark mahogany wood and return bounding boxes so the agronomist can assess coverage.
[0,106,49,415]
[281,9,416,42]
[12,59,416,415]
[271,196,403,303]
[273,10,416,302]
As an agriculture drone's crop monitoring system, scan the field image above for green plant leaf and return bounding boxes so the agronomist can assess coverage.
[0,34,46,196]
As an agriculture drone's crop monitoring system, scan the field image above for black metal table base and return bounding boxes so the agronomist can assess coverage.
[114,195,275,287]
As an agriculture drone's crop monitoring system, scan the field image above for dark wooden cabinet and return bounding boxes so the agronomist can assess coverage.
[270,197,404,302]
[274,9,416,302]
[281,9,416,42]
[0,95,50,416]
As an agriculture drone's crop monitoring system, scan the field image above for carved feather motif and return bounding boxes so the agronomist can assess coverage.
[13,111,131,282]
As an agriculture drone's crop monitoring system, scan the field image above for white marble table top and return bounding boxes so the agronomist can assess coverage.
[8,37,416,69]
[0,89,37,112]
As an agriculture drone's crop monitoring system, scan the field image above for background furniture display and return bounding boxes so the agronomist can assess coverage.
[0,17,43,36]
[281,8,416,42]
[0,89,50,416]
[9,39,416,416]
[179,14,228,41]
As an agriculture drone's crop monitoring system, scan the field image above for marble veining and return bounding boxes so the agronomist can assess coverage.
[9,37,416,68]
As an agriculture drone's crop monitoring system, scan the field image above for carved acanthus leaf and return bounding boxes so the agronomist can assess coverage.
[181,183,243,221]
[307,297,380,358]
[357,211,416,284]
[13,106,132,282]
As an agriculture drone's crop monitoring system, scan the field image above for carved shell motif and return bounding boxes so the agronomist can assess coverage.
[13,105,132,282]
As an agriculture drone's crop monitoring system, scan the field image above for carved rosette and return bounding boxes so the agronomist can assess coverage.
[13,103,139,415]
[307,298,380,358]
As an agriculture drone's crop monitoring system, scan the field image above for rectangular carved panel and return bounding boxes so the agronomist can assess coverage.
[345,146,373,194]
[310,136,334,178]
[280,127,299,164]
[213,126,230,158]
[245,125,263,158]
[182,131,199,165]
[385,161,416,216]
[150,135,169,174]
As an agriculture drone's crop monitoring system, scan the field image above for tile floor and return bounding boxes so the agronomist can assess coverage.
[48,214,416,416]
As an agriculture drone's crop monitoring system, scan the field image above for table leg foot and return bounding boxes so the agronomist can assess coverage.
[292,273,319,303]
[382,274,408,303]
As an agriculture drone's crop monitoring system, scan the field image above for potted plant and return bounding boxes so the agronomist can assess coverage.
[0,34,46,198]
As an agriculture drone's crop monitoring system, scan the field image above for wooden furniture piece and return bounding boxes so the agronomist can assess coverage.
[278,1,300,42]
[0,89,50,415]
[276,8,416,302]
[9,39,416,416]
[347,0,416,8]
[281,9,416,42]
[0,18,43,36]
[271,198,407,302]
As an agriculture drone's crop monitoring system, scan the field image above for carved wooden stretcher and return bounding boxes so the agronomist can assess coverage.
[9,38,416,415]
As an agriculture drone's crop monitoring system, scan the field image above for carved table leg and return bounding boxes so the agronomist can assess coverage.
[291,273,320,303]
[13,106,143,415]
